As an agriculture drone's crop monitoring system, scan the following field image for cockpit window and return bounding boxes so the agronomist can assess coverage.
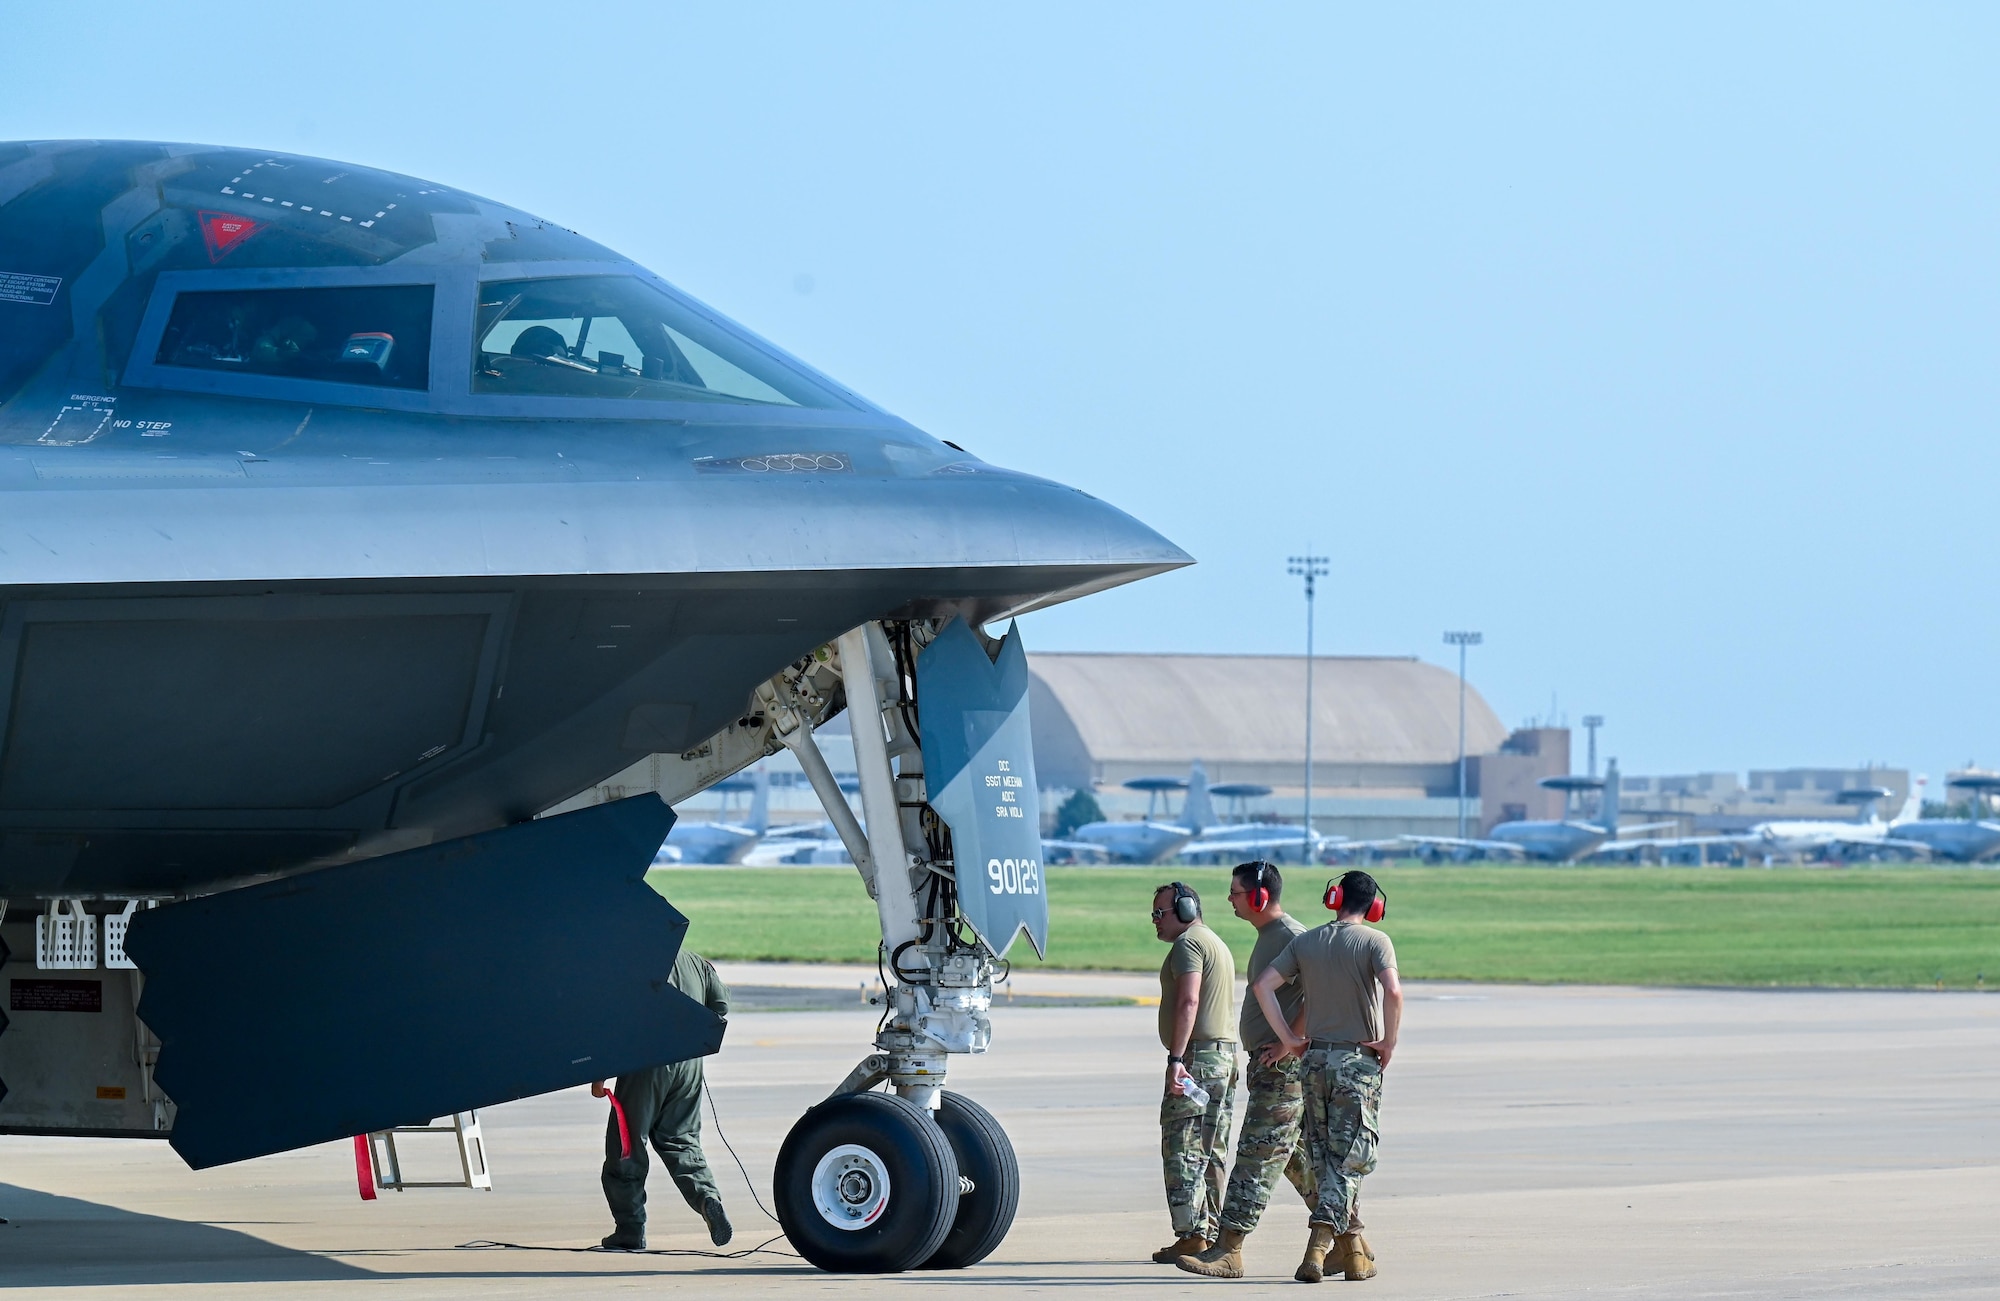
[155,285,433,390]
[474,276,842,408]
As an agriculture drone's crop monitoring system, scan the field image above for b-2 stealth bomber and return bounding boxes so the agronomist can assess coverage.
[0,140,1187,1273]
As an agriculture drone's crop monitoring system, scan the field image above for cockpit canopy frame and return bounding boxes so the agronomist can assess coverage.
[121,260,876,423]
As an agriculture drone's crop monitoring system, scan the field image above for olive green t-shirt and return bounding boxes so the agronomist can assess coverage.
[1268,920,1396,1044]
[1239,913,1307,1049]
[1158,922,1237,1049]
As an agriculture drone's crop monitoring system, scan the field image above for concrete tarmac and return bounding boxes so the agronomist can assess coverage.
[4,972,1998,1297]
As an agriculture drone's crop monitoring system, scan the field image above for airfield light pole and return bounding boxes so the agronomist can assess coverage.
[1290,556,1330,862]
[1582,715,1604,779]
[1444,631,1483,839]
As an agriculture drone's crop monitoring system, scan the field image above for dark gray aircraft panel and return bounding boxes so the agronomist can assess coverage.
[125,795,719,1170]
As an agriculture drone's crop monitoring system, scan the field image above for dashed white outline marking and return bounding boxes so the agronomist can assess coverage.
[215,165,400,229]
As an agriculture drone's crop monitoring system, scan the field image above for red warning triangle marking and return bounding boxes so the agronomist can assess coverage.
[198,210,266,262]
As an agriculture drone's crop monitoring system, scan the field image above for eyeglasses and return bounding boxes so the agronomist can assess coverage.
[1150,907,1171,920]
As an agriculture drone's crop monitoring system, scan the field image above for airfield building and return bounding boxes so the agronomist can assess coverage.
[1025,652,1513,839]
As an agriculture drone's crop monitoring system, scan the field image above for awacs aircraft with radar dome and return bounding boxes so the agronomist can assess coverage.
[0,140,1188,1274]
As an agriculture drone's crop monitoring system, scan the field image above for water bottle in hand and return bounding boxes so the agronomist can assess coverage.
[1182,1078,1210,1108]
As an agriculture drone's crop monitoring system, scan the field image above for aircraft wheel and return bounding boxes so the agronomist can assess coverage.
[920,1091,1020,1269]
[775,1091,959,1273]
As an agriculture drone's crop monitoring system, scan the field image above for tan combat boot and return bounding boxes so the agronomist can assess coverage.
[1153,1232,1209,1264]
[1176,1227,1248,1278]
[1295,1224,1336,1282]
[1337,1230,1376,1280]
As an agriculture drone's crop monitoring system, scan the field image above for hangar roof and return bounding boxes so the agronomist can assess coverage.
[1026,653,1508,774]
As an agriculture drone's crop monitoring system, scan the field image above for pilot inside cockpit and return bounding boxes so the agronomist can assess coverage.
[508,324,572,362]
[249,315,319,369]
[472,276,833,407]
[155,283,434,391]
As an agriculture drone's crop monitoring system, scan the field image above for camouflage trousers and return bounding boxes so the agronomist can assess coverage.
[1218,1053,1317,1234]
[1160,1043,1239,1239]
[1301,1044,1383,1233]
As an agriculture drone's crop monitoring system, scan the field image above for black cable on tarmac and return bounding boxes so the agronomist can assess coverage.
[454,1080,797,1260]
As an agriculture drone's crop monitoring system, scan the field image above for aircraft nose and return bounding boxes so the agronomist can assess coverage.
[1013,475,1191,571]
[924,466,1193,609]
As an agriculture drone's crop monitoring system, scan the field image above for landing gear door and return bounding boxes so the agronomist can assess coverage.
[916,621,1048,959]
[124,795,724,1170]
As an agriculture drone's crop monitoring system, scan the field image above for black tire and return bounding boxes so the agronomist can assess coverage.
[920,1091,1020,1269]
[775,1091,959,1273]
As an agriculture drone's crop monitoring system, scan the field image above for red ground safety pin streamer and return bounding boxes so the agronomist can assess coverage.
[607,1091,633,1159]
[353,1134,377,1201]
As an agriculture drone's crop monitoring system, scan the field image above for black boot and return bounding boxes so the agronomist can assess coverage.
[703,1197,734,1247]
[600,1225,646,1251]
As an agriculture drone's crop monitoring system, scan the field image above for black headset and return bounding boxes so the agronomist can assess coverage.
[1167,881,1199,924]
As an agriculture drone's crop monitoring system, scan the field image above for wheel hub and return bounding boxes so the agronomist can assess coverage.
[812,1143,892,1230]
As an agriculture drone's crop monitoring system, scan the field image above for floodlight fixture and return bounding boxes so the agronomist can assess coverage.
[1581,714,1605,779]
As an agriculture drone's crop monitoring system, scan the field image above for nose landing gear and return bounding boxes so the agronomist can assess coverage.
[759,620,1041,1273]
[921,1090,1020,1270]
[774,1089,1020,1273]
[777,1092,958,1273]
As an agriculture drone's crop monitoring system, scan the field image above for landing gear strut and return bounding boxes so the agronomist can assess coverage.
[761,620,1037,1273]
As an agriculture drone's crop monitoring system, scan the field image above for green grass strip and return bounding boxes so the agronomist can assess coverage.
[648,863,2000,990]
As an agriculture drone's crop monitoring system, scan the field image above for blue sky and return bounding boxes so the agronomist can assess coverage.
[5,4,1996,780]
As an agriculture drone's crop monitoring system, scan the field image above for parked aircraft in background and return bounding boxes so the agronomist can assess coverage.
[1401,761,1671,862]
[736,785,869,866]
[1178,823,1348,864]
[654,770,770,864]
[1174,764,1346,863]
[1595,784,1933,863]
[1741,786,1927,859]
[1893,777,2000,862]
[1050,815,1195,865]
[1044,764,1213,864]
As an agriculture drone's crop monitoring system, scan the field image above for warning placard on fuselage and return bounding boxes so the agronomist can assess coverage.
[917,620,1048,959]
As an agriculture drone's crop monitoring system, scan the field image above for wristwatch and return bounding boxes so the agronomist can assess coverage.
[1167,1054,1183,1064]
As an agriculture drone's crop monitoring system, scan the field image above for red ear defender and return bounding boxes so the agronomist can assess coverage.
[1248,863,1270,913]
[1324,881,1387,923]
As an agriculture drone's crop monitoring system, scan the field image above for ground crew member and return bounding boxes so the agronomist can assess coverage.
[1178,861,1317,1279]
[1252,869,1402,1283]
[1150,881,1239,1265]
[593,946,733,1251]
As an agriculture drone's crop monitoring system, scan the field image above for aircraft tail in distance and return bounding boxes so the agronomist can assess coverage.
[748,768,771,834]
[1599,758,1621,834]
[1182,760,1215,832]
[1895,777,1924,826]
